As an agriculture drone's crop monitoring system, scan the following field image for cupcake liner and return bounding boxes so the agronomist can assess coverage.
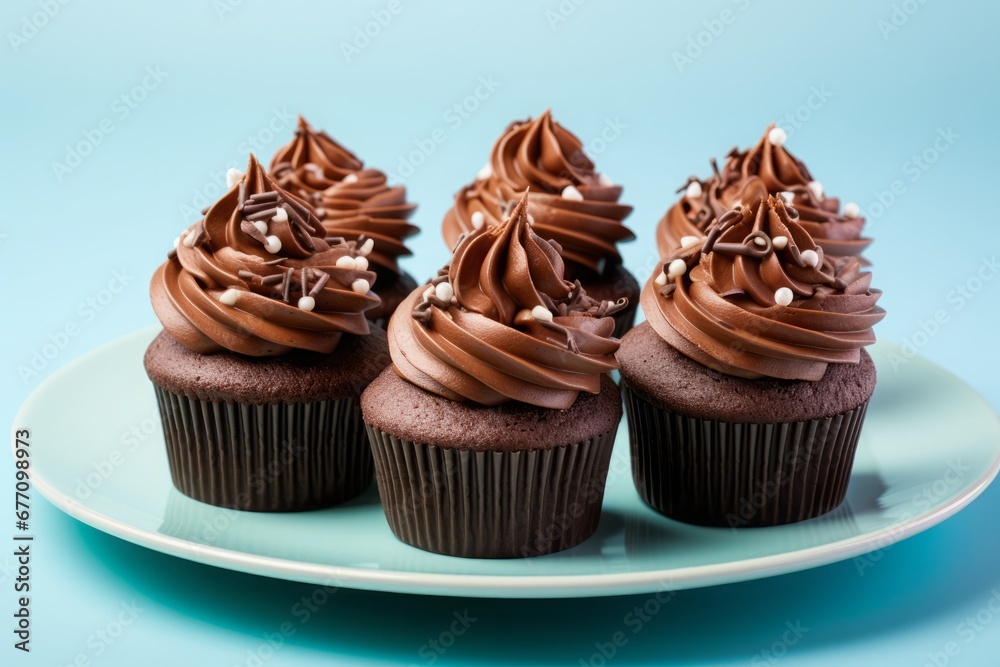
[365,425,618,558]
[622,380,869,527]
[153,385,372,512]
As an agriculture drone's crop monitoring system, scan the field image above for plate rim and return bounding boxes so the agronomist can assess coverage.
[15,327,1000,598]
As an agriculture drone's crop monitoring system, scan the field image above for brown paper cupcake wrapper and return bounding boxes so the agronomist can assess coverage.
[365,425,618,558]
[153,385,372,512]
[622,380,869,527]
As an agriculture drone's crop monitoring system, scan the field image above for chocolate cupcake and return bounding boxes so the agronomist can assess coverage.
[620,194,885,527]
[271,116,419,327]
[363,193,625,558]
[146,154,389,512]
[442,110,637,337]
[657,124,870,262]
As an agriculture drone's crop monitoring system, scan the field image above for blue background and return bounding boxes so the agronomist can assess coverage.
[3,0,999,664]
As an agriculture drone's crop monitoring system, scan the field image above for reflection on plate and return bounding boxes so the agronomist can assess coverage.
[16,327,1000,598]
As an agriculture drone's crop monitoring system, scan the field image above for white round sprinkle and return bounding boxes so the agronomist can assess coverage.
[304,163,323,175]
[598,173,613,187]
[754,236,767,247]
[531,305,553,322]
[774,287,794,307]
[220,289,239,306]
[562,184,584,201]
[182,232,197,248]
[172,237,180,248]
[667,258,687,279]
[358,238,375,256]
[686,181,703,199]
[681,235,701,249]
[654,272,668,286]
[343,173,359,184]
[226,168,244,188]
[801,249,820,268]
[253,221,268,235]
[297,296,316,312]
[471,211,485,229]
[843,202,860,218]
[264,235,282,254]
[772,235,788,250]
[351,278,370,294]
[477,163,492,181]
[807,180,824,200]
[778,191,795,204]
[354,256,369,271]
[768,127,787,146]
[434,281,454,302]
[272,207,288,223]
[336,255,357,270]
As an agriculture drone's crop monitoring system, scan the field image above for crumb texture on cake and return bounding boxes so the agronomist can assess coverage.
[617,322,876,423]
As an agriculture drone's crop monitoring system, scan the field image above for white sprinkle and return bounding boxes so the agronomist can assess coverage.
[767,127,787,146]
[423,286,435,299]
[172,237,180,248]
[843,202,860,218]
[598,173,613,187]
[297,295,316,312]
[220,289,239,306]
[336,255,357,270]
[667,258,687,279]
[772,235,788,250]
[477,163,492,181]
[530,305,553,322]
[754,236,767,247]
[264,235,282,254]
[253,221,269,235]
[681,235,701,249]
[654,272,668,286]
[354,256,369,271]
[778,191,795,204]
[801,249,820,268]
[358,238,375,256]
[685,181,703,199]
[226,168,244,188]
[774,287,794,307]
[343,173,359,184]
[435,281,454,302]
[471,211,485,229]
[272,207,288,223]
[562,184,584,201]
[182,232,197,248]
[304,163,323,175]
[351,278,370,294]
[807,181,824,200]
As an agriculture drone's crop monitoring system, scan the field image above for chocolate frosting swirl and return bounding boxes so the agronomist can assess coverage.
[270,117,418,276]
[151,154,380,357]
[657,124,870,261]
[643,195,884,381]
[442,110,634,273]
[392,192,624,409]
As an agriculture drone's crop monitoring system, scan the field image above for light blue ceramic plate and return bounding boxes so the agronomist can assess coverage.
[14,327,1000,598]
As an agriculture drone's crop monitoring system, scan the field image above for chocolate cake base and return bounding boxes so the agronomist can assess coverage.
[144,328,390,512]
[360,370,623,557]
[617,322,876,527]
